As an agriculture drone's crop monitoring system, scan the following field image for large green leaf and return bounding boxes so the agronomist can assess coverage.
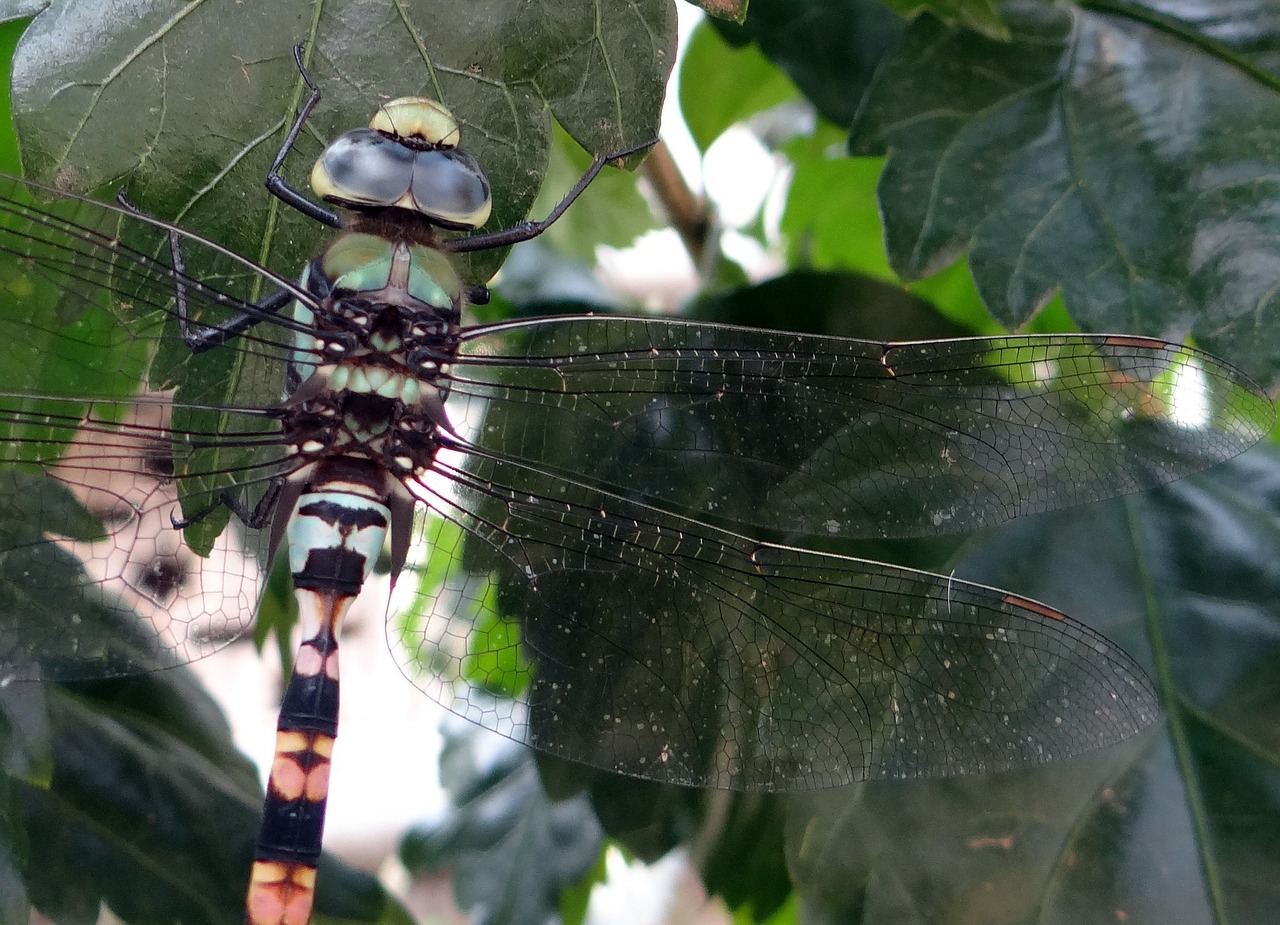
[0,0,674,284]
[6,673,391,925]
[710,0,904,130]
[882,0,1008,39]
[849,0,1280,388]
[716,0,1280,387]
[0,483,390,925]
[784,447,1280,924]
[402,721,605,925]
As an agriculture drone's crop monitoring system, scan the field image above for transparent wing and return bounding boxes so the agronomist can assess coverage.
[453,317,1273,539]
[0,174,308,680]
[396,451,1158,790]
[0,174,1219,786]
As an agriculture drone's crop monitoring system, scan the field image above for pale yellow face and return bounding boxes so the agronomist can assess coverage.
[369,96,461,148]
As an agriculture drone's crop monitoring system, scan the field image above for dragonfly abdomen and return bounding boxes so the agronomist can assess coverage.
[247,463,398,925]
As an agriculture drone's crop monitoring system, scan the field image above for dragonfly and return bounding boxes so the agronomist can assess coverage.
[0,48,1272,925]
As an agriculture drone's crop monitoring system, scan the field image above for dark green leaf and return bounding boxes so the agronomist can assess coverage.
[851,0,1280,387]
[701,795,790,919]
[7,669,391,925]
[712,0,905,128]
[905,445,1280,923]
[689,268,972,341]
[5,0,675,284]
[405,721,605,925]
[786,740,1150,924]
[0,684,50,786]
[0,785,27,925]
[17,677,259,925]
[882,0,1009,39]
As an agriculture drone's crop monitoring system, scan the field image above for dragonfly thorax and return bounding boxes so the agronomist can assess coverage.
[281,226,463,530]
[292,232,463,382]
[284,294,458,478]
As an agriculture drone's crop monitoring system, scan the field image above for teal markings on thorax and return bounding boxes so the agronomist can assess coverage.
[291,233,462,385]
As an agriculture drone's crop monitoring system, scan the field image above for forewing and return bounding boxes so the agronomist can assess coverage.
[453,318,1273,540]
[0,175,301,680]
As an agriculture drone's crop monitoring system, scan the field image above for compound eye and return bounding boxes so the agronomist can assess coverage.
[311,129,414,206]
[410,149,492,229]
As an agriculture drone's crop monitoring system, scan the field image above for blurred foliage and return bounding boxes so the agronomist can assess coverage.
[3,2,1280,925]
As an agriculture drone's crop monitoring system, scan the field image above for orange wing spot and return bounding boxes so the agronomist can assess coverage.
[246,862,318,925]
[1004,594,1065,621]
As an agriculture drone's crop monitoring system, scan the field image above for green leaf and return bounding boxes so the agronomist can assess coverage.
[784,450,1280,922]
[2,667,392,925]
[0,774,29,925]
[781,134,893,279]
[689,268,972,341]
[525,121,661,263]
[16,676,260,925]
[701,796,790,919]
[882,0,1009,39]
[781,123,1001,334]
[3,0,675,285]
[558,844,607,925]
[0,684,50,787]
[850,0,1280,387]
[679,21,798,152]
[711,0,905,128]
[404,722,605,925]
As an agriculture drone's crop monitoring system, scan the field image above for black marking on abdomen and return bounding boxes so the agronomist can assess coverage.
[278,638,340,737]
[293,547,369,594]
[255,769,328,866]
[247,629,341,924]
[296,499,389,531]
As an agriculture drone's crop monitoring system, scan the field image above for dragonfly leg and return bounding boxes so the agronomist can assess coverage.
[264,44,343,229]
[170,480,283,531]
[446,136,659,254]
[114,188,297,352]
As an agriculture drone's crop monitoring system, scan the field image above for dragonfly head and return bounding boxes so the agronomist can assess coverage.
[310,97,493,231]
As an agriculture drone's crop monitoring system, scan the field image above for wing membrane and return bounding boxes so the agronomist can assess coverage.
[398,450,1157,788]
[453,317,1273,539]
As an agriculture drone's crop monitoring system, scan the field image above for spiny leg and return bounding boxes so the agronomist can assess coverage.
[447,136,658,254]
[114,189,296,352]
[171,479,284,532]
[265,44,343,229]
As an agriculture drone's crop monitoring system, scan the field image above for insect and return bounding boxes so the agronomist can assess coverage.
[0,47,1271,925]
